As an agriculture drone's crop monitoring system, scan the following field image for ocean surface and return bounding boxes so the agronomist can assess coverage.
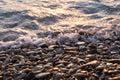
[0,0,120,49]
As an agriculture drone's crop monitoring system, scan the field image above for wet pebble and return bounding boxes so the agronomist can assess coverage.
[80,60,99,70]
[15,73,27,80]
[108,59,120,64]
[35,72,51,79]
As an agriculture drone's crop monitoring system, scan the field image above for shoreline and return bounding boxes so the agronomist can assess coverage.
[0,35,120,80]
[0,29,120,51]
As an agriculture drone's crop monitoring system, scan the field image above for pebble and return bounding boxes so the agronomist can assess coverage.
[35,72,51,79]
[107,70,120,75]
[110,46,119,51]
[108,74,120,80]
[54,73,64,80]
[74,73,88,79]
[75,41,86,46]
[15,73,27,80]
[68,69,77,75]
[108,59,120,64]
[80,60,99,69]
[0,38,120,80]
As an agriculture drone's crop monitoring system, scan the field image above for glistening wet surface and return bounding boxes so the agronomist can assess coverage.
[0,0,120,49]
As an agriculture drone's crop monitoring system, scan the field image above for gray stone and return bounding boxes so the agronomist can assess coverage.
[15,73,27,80]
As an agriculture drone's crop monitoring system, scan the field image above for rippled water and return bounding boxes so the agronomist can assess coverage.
[0,0,120,49]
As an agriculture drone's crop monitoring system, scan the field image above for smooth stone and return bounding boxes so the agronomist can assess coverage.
[66,63,74,68]
[38,43,48,48]
[96,63,106,71]
[107,70,120,75]
[66,50,78,54]
[108,59,120,64]
[86,54,96,60]
[0,76,2,79]
[68,69,77,75]
[54,73,64,80]
[0,51,6,54]
[108,74,120,80]
[80,60,99,69]
[24,72,35,80]
[57,64,65,68]
[110,46,119,51]
[15,73,27,80]
[35,72,51,79]
[74,73,88,79]
[75,41,85,45]
[88,43,97,49]
[63,46,78,51]
[34,65,43,70]
[56,61,68,66]
[60,68,69,73]
[85,60,99,66]
[0,57,6,61]
[26,51,36,56]
[79,46,87,52]
[48,45,59,48]
[63,55,71,60]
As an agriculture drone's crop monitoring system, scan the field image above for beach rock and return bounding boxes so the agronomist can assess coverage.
[53,73,65,80]
[15,73,27,80]
[74,73,88,80]
[80,60,99,70]
[110,46,119,51]
[75,41,86,46]
[108,74,120,80]
[35,72,51,79]
[68,69,77,75]
[106,70,120,75]
[108,59,120,64]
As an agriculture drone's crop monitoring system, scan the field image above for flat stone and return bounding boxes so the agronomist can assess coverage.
[80,60,99,69]
[74,73,88,79]
[110,46,119,51]
[108,59,120,64]
[54,73,65,80]
[15,73,27,80]
[108,74,120,80]
[107,70,120,75]
[75,41,85,45]
[35,72,51,79]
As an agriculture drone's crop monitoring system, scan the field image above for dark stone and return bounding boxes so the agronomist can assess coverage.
[108,59,120,64]
[54,73,64,80]
[74,73,87,80]
[38,43,48,48]
[110,46,119,51]
[24,72,35,80]
[80,60,99,70]
[15,73,27,80]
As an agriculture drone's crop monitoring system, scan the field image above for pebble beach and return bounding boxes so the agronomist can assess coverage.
[0,0,120,80]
